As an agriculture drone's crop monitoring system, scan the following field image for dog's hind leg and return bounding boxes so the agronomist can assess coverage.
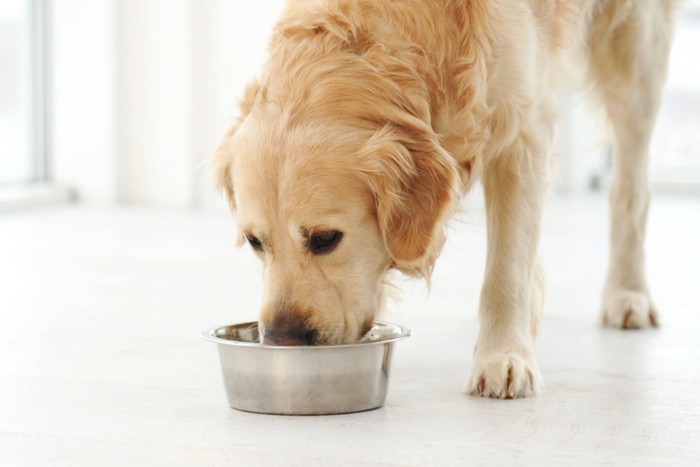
[587,1,675,329]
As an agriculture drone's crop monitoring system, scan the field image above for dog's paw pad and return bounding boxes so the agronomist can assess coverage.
[467,351,541,399]
[602,289,658,329]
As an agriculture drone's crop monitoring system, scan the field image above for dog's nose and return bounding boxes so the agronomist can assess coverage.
[262,321,314,346]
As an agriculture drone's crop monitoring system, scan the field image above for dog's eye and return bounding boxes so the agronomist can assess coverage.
[245,234,263,252]
[308,231,343,255]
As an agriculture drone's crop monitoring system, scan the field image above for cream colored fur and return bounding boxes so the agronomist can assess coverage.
[214,0,675,398]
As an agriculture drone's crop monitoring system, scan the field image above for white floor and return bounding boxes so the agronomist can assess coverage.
[1,193,700,466]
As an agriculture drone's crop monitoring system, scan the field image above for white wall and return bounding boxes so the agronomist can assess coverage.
[554,94,609,194]
[49,0,285,208]
[50,0,118,203]
[119,0,194,207]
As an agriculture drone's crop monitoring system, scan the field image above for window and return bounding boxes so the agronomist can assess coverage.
[650,0,700,190]
[0,0,45,187]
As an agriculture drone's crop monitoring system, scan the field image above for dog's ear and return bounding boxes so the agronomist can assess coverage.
[360,124,458,278]
[212,80,261,211]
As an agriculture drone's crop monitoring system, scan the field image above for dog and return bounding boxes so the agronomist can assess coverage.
[213,0,675,398]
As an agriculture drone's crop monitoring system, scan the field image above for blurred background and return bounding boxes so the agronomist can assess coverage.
[2,3,699,463]
[1,0,699,211]
[1,0,290,210]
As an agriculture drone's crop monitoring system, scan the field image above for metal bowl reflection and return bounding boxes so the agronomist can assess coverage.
[202,321,410,415]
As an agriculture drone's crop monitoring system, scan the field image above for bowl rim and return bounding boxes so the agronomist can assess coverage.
[201,320,411,349]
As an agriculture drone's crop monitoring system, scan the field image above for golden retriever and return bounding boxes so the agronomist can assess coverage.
[213,0,675,398]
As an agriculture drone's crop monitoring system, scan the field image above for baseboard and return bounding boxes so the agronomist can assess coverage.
[0,183,76,211]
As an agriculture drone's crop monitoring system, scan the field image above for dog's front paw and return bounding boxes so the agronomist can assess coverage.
[602,289,658,329]
[467,349,542,399]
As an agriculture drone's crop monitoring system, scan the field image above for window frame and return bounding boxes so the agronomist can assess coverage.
[0,0,73,210]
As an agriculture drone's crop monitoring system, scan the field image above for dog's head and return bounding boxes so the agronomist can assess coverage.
[213,21,459,345]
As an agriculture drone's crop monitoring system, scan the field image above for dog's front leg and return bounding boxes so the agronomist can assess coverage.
[467,132,549,399]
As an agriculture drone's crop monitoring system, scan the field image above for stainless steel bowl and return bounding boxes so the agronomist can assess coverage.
[202,321,410,415]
